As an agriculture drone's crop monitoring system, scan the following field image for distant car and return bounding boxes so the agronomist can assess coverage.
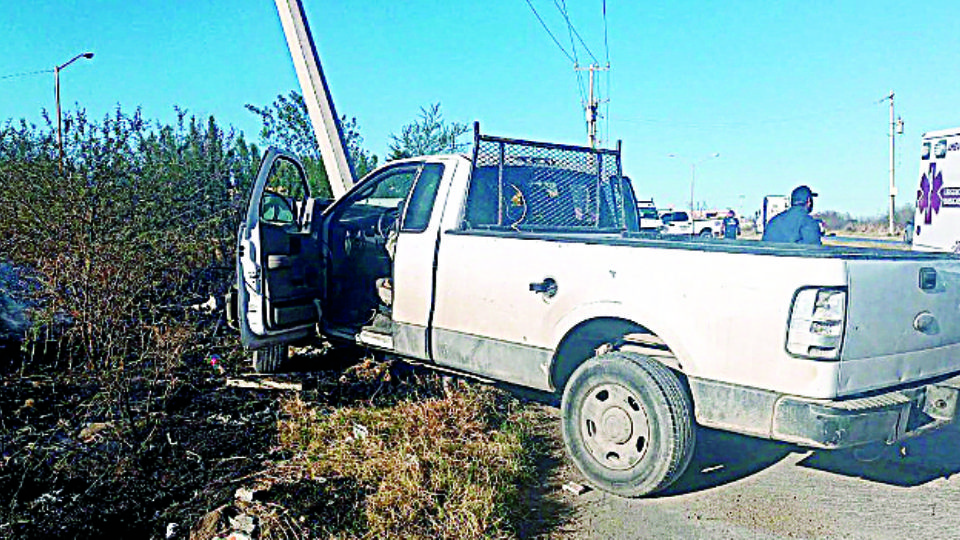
[659,210,721,238]
[637,204,664,233]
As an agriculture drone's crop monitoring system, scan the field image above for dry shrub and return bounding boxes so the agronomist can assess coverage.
[279,382,538,540]
[0,108,259,378]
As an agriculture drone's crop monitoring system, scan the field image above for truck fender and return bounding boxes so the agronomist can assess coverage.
[547,302,696,392]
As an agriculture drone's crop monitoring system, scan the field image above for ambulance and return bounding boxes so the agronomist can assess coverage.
[756,195,790,235]
[912,128,960,252]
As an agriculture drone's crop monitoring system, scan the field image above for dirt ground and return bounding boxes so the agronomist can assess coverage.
[0,346,576,540]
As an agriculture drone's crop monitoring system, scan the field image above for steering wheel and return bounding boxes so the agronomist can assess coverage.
[376,205,400,238]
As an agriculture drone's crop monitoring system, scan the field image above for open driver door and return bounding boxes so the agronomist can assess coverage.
[235,147,325,370]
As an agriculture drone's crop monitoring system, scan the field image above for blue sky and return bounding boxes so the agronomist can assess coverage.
[2,1,959,217]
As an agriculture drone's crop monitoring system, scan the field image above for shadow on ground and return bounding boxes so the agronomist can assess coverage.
[659,421,960,497]
[797,423,960,486]
[659,427,796,496]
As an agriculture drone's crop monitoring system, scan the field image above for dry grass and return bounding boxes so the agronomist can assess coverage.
[278,363,542,540]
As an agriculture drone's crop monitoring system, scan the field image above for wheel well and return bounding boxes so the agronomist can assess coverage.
[551,317,674,393]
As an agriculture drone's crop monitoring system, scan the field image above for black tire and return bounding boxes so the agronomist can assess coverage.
[253,344,290,373]
[561,351,695,497]
[698,228,713,238]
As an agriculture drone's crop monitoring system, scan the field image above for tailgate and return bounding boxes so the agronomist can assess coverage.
[840,257,960,394]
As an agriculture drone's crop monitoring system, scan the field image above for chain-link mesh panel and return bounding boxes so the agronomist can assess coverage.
[465,135,625,231]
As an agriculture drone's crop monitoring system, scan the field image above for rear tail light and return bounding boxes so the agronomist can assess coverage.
[786,287,847,360]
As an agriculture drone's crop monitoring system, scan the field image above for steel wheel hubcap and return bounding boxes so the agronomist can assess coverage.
[580,382,651,470]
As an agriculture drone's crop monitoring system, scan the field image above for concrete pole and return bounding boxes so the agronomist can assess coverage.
[587,66,597,148]
[275,0,356,199]
[889,91,896,235]
[575,63,609,148]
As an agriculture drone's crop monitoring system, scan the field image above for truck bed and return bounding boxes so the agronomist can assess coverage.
[450,227,955,261]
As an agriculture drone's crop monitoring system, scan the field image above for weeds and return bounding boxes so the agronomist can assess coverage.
[277,362,543,540]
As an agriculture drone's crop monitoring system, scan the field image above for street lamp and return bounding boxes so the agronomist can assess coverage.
[55,51,94,172]
[668,152,720,222]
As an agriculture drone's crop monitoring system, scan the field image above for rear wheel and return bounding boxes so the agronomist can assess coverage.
[561,351,695,497]
[253,344,290,373]
[698,228,713,238]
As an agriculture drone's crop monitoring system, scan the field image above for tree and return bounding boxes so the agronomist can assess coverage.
[245,92,378,197]
[387,103,470,160]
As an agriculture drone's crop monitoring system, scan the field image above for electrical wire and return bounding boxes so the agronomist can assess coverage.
[602,0,610,66]
[523,0,575,64]
[557,0,588,109]
[0,68,54,81]
[552,0,599,64]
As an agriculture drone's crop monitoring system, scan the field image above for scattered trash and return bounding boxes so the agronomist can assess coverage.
[352,423,369,440]
[235,487,256,503]
[15,398,35,416]
[78,422,113,442]
[234,487,268,503]
[562,481,590,496]
[188,295,221,314]
[165,522,178,539]
[226,377,302,391]
[209,353,225,374]
[228,513,257,534]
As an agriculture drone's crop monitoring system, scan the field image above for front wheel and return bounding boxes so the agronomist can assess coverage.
[561,351,695,497]
[253,344,290,373]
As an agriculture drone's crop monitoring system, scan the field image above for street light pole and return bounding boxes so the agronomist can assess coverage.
[669,152,720,228]
[55,52,94,172]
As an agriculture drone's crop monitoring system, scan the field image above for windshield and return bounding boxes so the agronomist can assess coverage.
[638,207,659,219]
[662,211,688,223]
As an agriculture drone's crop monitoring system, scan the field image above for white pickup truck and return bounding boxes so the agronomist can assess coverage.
[659,210,723,238]
[230,127,960,497]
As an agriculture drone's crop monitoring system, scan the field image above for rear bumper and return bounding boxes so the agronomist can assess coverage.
[772,374,960,449]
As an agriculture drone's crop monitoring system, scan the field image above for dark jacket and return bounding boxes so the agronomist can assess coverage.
[761,205,822,245]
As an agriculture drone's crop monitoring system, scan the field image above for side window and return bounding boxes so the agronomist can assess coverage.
[261,157,308,225]
[401,163,445,232]
[619,177,640,232]
[463,165,627,231]
[333,164,420,225]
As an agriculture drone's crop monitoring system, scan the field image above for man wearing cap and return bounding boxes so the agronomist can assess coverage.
[761,185,822,245]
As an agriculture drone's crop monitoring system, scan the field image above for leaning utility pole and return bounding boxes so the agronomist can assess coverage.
[275,0,356,199]
[575,63,609,148]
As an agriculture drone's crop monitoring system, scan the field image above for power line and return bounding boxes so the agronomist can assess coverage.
[0,68,54,81]
[522,0,575,64]
[552,0,599,64]
[602,0,610,65]
[557,0,587,106]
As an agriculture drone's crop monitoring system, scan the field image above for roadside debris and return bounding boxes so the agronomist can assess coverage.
[563,481,590,496]
[225,377,302,391]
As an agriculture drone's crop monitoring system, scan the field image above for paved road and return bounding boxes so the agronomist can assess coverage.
[553,418,960,539]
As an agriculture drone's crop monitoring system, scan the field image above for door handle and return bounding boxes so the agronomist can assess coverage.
[529,277,558,298]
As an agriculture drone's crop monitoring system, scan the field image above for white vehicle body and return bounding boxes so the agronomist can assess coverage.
[255,3,960,498]
[659,210,722,238]
[232,131,960,497]
[912,128,960,253]
[636,199,663,232]
[758,195,790,235]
